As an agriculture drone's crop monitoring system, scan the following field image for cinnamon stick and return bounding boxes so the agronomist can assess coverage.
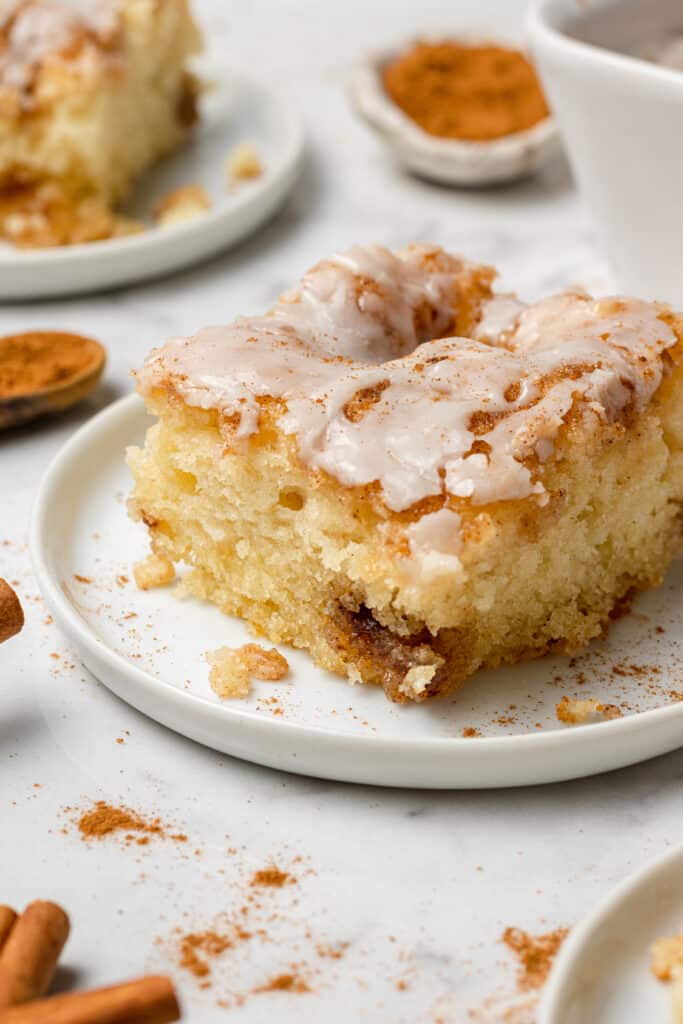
[0,975,181,1024]
[0,580,23,645]
[0,901,70,1007]
[0,911,16,954]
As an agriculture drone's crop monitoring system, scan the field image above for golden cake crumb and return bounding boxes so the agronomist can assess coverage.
[226,142,263,182]
[206,647,251,699]
[556,696,623,724]
[206,643,289,700]
[155,184,211,227]
[240,643,289,681]
[651,936,683,981]
[652,936,683,1024]
[399,664,437,699]
[133,552,176,590]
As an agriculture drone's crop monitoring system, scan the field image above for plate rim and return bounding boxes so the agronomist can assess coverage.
[538,842,683,1023]
[29,393,683,787]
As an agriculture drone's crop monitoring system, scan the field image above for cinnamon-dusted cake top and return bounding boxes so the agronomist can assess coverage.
[138,244,678,513]
[0,0,120,101]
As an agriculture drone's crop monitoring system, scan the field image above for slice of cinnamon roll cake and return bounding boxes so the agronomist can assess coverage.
[0,0,201,246]
[128,244,683,702]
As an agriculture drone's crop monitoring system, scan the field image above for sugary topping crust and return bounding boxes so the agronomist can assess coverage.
[138,243,678,514]
[0,0,120,102]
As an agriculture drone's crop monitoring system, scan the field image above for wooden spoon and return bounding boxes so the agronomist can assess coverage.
[0,331,106,430]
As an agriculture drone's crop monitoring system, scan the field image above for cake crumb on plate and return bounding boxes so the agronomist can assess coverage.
[240,643,289,681]
[556,695,622,724]
[206,644,289,700]
[226,142,263,182]
[651,935,683,980]
[155,184,211,227]
[651,935,683,1024]
[133,552,175,590]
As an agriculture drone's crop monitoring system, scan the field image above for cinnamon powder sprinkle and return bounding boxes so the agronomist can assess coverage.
[179,931,233,979]
[166,862,317,1002]
[74,800,188,846]
[502,926,569,991]
[255,972,310,994]
[250,866,293,888]
[172,921,254,984]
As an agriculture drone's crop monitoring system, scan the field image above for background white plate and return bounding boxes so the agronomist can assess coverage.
[539,844,683,1023]
[31,394,683,789]
[0,68,304,301]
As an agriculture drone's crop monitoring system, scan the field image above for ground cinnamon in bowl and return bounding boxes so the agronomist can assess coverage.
[382,40,550,141]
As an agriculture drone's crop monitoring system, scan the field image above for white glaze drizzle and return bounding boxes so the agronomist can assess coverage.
[138,245,677,516]
[275,243,470,362]
[0,0,120,95]
[472,292,525,343]
[404,508,463,580]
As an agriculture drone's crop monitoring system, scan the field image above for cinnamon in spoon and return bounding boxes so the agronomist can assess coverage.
[0,332,105,430]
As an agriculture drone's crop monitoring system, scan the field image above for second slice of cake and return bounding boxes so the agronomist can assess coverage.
[0,0,201,246]
[128,244,683,702]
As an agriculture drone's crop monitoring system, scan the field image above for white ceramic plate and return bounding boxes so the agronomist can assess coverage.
[30,395,683,788]
[0,68,304,300]
[539,844,683,1023]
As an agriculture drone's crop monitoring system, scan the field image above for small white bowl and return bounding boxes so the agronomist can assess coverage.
[528,0,683,304]
[349,41,561,187]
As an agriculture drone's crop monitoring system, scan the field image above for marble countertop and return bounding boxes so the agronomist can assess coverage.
[2,1,682,1021]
